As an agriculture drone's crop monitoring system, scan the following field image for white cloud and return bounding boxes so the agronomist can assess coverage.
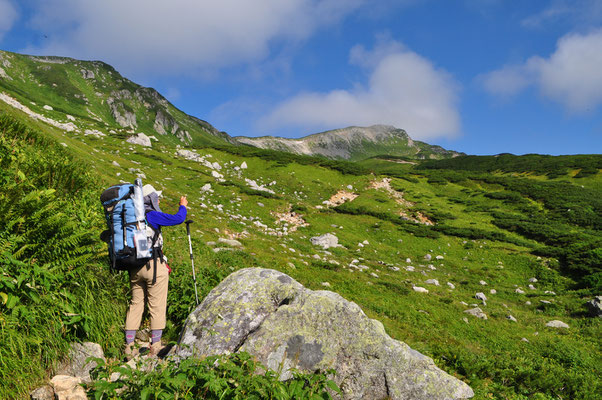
[259,40,460,140]
[481,29,602,113]
[0,0,18,41]
[521,0,602,29]
[23,0,365,77]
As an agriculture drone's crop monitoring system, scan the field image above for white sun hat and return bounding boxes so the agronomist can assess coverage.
[142,184,163,198]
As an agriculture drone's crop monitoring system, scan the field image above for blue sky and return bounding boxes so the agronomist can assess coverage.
[1,0,601,155]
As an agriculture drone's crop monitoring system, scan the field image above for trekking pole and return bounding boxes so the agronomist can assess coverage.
[185,220,199,306]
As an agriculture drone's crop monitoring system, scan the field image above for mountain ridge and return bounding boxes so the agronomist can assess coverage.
[237,124,464,161]
[0,49,462,161]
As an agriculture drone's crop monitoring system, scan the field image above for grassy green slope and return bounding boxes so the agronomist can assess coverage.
[1,97,601,399]
[0,50,230,147]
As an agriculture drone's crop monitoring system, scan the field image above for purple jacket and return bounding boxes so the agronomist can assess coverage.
[146,206,187,230]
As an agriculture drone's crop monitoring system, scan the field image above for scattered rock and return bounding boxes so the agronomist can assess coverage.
[240,161,248,169]
[521,338,529,343]
[435,255,444,260]
[515,288,525,294]
[323,190,358,207]
[479,280,487,286]
[43,105,53,111]
[50,375,86,400]
[528,284,536,290]
[546,320,569,329]
[413,286,429,293]
[112,161,120,167]
[310,233,340,249]
[489,289,497,294]
[425,279,440,286]
[475,293,487,305]
[528,277,538,283]
[464,307,487,320]
[30,385,54,400]
[447,282,455,289]
[424,254,432,261]
[126,133,152,147]
[405,266,415,272]
[218,238,243,247]
[55,342,105,384]
[321,282,331,287]
[507,315,517,322]
[174,268,473,399]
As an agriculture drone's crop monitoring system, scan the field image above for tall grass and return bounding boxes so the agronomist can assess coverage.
[0,115,127,398]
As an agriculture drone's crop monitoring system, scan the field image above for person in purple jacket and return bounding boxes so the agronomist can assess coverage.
[124,184,187,359]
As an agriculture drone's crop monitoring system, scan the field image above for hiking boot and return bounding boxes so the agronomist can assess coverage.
[124,342,138,361]
[149,341,164,357]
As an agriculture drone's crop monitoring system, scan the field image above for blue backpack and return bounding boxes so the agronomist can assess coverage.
[100,179,158,272]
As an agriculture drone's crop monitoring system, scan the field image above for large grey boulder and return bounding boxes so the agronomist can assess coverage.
[174,268,473,399]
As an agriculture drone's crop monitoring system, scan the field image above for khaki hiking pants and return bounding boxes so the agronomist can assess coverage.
[125,259,169,330]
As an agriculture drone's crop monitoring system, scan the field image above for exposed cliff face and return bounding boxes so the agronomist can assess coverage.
[237,125,463,160]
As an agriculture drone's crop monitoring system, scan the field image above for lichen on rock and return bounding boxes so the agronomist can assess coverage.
[173,268,474,400]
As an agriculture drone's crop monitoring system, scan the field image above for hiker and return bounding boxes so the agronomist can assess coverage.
[124,185,188,359]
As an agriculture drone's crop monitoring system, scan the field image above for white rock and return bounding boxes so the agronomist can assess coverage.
[545,291,556,295]
[528,277,538,283]
[525,301,532,305]
[405,266,415,272]
[126,133,152,147]
[211,171,223,179]
[66,114,75,121]
[346,185,353,190]
[528,284,536,290]
[507,315,517,322]
[546,320,569,329]
[112,161,120,167]
[425,279,440,286]
[218,238,242,247]
[424,254,432,261]
[370,272,379,278]
[43,105,53,111]
[212,162,221,170]
[435,255,444,260]
[405,258,412,263]
[310,233,340,249]
[479,280,487,286]
[200,183,212,192]
[240,162,248,169]
[321,282,331,287]
[464,307,487,320]
[84,129,105,137]
[447,282,455,289]
[490,289,497,294]
[475,292,487,303]
[389,266,400,272]
[412,286,429,293]
[515,288,525,294]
